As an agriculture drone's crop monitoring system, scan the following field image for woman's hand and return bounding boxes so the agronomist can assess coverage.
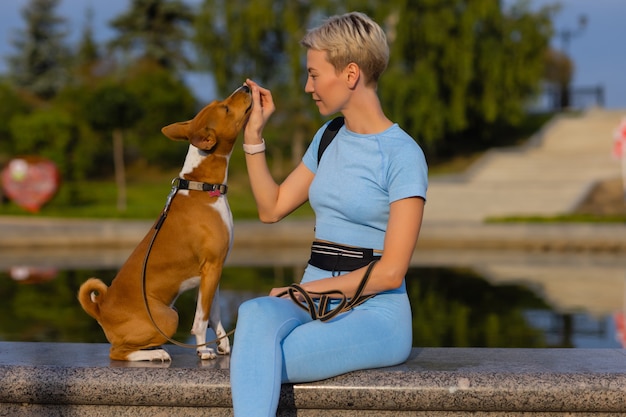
[270,286,308,303]
[270,287,290,298]
[244,79,275,141]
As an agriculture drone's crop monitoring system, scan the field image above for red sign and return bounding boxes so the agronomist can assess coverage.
[614,118,626,159]
[1,156,60,213]
[10,266,58,284]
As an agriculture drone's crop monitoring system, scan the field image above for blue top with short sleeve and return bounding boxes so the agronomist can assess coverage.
[302,120,428,251]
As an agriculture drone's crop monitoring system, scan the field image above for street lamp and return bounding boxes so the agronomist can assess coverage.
[556,14,587,109]
[559,14,588,54]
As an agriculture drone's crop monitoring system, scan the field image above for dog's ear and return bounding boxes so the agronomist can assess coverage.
[190,129,217,151]
[161,121,191,141]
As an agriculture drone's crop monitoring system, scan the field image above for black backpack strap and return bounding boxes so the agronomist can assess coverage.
[317,116,345,164]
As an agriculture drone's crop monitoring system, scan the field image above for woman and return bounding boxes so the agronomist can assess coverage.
[231,11,428,416]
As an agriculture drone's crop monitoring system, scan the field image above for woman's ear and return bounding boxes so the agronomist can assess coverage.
[345,62,360,89]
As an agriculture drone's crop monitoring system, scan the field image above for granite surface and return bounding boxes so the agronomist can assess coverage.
[1,342,626,416]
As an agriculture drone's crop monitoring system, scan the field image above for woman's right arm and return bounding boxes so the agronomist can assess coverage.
[244,79,314,223]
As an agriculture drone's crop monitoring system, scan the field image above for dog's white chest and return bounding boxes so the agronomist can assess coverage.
[213,196,234,235]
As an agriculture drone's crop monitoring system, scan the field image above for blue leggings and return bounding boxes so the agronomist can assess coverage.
[230,266,413,417]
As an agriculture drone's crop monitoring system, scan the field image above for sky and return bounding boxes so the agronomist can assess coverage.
[0,0,624,109]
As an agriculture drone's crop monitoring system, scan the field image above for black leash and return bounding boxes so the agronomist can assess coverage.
[143,173,379,347]
[141,178,234,349]
[277,260,378,322]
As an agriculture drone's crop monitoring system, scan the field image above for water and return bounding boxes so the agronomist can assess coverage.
[1,246,624,348]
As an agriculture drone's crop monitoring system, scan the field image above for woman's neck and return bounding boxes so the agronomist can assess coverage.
[342,87,392,135]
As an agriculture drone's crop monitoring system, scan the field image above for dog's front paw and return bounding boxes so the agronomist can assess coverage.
[217,337,230,355]
[197,347,217,360]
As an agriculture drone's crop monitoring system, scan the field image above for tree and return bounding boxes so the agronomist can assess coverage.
[9,106,88,204]
[380,0,553,153]
[108,0,195,71]
[76,8,100,66]
[194,0,337,173]
[72,6,109,87]
[194,0,552,164]
[98,0,198,173]
[86,85,144,211]
[6,0,71,100]
[0,82,31,158]
[123,61,198,168]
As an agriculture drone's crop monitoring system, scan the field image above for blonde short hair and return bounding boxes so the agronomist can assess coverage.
[300,12,389,86]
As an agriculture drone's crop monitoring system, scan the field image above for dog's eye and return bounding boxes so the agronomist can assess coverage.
[223,105,230,114]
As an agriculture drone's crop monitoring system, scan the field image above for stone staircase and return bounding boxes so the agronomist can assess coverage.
[425,108,625,222]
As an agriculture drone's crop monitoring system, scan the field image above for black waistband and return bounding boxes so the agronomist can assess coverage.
[308,241,381,273]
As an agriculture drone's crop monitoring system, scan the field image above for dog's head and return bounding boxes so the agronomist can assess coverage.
[161,85,252,154]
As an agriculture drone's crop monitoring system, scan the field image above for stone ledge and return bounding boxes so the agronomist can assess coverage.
[1,342,626,416]
[2,216,626,252]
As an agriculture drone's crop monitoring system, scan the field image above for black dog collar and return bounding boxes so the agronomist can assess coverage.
[174,178,228,196]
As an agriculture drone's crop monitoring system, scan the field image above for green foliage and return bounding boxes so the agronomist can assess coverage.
[194,0,553,166]
[380,0,553,154]
[86,84,144,131]
[108,0,195,71]
[53,86,111,178]
[0,82,32,158]
[194,0,332,170]
[6,0,71,100]
[7,103,100,204]
[0,0,557,183]
[123,63,197,167]
[76,10,99,63]
[1,0,200,180]
[10,108,74,161]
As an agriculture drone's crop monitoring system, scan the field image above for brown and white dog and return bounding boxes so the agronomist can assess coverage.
[78,85,252,361]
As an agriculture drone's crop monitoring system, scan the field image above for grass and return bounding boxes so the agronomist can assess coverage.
[428,153,484,176]
[0,170,314,220]
[486,213,626,224]
[2,167,623,223]
[4,172,623,223]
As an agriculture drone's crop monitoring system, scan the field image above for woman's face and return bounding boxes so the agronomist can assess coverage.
[305,49,347,116]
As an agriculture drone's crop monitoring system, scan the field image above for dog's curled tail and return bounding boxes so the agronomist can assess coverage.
[77,278,108,321]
